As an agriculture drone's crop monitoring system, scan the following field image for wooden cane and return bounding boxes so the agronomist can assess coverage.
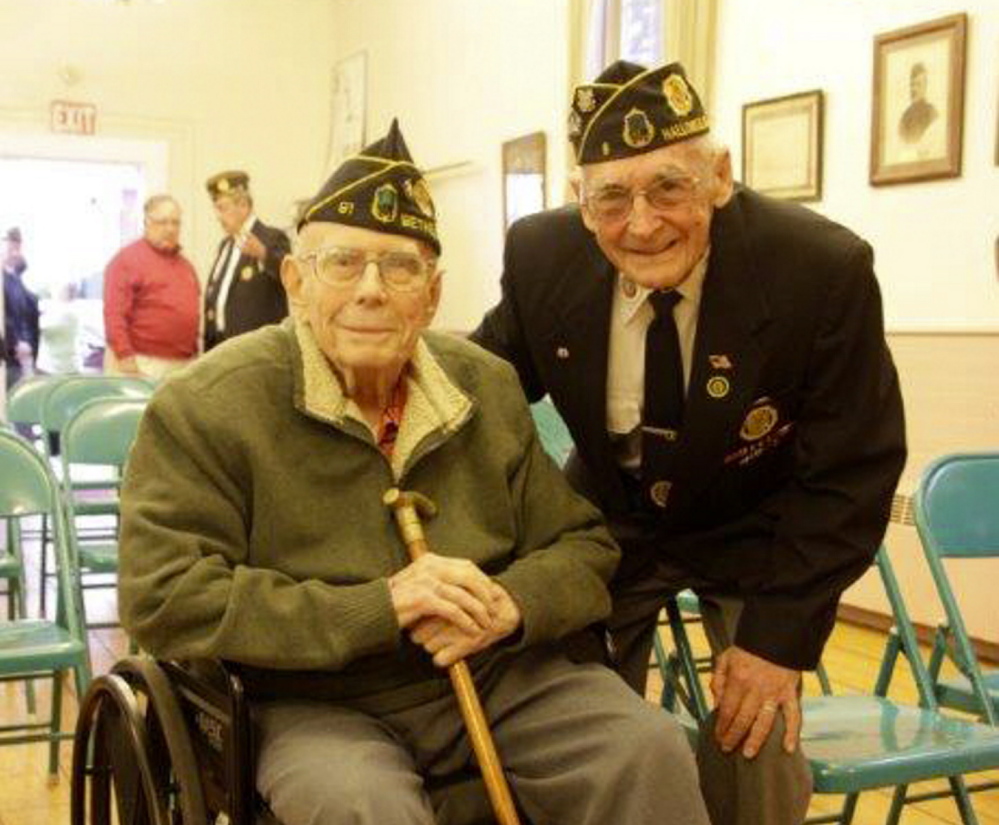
[383,488,522,825]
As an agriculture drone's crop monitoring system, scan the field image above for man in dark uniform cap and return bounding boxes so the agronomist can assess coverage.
[473,60,906,825]
[119,120,710,825]
[202,170,290,351]
[3,226,40,389]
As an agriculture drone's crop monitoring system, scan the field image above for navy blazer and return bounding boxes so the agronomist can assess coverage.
[472,187,906,669]
[203,218,290,352]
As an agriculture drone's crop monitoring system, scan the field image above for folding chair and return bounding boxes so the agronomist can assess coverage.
[0,429,92,777]
[60,397,147,634]
[37,376,153,615]
[530,397,574,468]
[657,544,999,825]
[914,452,999,726]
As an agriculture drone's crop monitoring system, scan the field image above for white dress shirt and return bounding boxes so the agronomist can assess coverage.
[211,214,258,333]
[606,252,709,470]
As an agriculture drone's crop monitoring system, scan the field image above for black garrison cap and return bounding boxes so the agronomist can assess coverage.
[568,60,709,164]
[206,170,250,200]
[298,119,440,255]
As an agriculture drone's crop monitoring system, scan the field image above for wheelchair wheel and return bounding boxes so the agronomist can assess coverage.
[71,672,168,825]
[71,657,208,825]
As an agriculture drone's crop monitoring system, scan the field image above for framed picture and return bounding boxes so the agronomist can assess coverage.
[741,90,823,202]
[327,51,367,172]
[501,132,546,234]
[870,13,966,186]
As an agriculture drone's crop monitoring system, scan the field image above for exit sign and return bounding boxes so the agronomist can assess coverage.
[50,100,97,135]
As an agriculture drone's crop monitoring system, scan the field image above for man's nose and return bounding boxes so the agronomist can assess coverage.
[626,192,662,237]
[354,260,388,299]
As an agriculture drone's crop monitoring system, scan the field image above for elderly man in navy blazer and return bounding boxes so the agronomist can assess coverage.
[473,60,906,825]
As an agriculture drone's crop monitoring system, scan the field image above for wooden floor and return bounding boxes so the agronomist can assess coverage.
[2,528,998,825]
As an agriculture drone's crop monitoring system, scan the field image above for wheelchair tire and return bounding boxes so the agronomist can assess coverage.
[71,672,169,825]
[112,657,209,825]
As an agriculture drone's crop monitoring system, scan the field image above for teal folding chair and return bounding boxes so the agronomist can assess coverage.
[6,373,71,452]
[37,376,153,615]
[657,544,999,825]
[915,452,999,727]
[0,429,92,777]
[60,397,147,634]
[530,397,574,468]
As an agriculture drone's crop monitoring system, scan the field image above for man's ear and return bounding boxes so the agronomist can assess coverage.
[572,173,599,233]
[424,269,444,324]
[281,254,307,314]
[711,149,735,208]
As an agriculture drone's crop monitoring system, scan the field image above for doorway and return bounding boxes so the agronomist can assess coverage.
[1,156,146,384]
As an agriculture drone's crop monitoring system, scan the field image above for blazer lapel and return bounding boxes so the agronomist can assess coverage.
[652,196,772,511]
[544,235,627,505]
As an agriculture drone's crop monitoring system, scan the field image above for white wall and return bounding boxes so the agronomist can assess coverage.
[714,0,999,642]
[328,0,572,331]
[0,0,338,278]
[714,0,999,333]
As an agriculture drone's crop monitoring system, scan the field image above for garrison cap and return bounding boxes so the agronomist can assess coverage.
[568,60,709,164]
[206,170,250,201]
[298,119,440,255]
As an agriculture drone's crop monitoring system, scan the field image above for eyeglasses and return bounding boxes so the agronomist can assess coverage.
[583,174,701,223]
[298,246,434,292]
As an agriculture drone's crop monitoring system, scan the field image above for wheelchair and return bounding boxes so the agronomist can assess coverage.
[70,656,507,825]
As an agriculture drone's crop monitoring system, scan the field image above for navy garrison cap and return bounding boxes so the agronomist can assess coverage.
[569,60,709,164]
[298,119,440,255]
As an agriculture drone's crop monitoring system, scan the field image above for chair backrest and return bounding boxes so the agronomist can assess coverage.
[915,452,999,559]
[0,430,84,636]
[530,398,574,468]
[61,397,147,467]
[6,374,69,426]
[41,375,154,435]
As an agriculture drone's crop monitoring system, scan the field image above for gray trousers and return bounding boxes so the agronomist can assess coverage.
[604,558,813,825]
[255,646,710,825]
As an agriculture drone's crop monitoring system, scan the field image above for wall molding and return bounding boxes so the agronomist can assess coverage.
[838,603,999,664]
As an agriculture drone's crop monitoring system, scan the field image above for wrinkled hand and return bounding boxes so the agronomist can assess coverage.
[388,553,499,636]
[711,645,802,758]
[237,233,267,262]
[409,584,522,667]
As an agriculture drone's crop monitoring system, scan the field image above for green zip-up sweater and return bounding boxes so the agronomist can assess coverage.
[118,319,619,713]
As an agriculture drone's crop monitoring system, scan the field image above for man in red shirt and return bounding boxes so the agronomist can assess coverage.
[103,194,201,378]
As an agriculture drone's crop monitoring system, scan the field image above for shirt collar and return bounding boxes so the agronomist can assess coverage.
[617,248,710,325]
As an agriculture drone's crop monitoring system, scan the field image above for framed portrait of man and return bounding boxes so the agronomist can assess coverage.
[870,13,966,186]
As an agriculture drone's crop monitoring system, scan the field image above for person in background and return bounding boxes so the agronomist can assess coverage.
[473,59,906,825]
[119,121,710,825]
[202,170,289,351]
[103,194,200,379]
[37,282,82,375]
[3,226,40,389]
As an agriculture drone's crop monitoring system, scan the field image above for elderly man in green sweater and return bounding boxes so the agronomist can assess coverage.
[119,121,709,825]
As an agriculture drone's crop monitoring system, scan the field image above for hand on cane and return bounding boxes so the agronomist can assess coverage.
[389,553,521,667]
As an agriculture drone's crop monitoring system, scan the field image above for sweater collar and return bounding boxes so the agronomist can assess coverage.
[290,319,473,478]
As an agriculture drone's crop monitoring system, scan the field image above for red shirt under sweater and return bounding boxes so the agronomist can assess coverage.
[103,239,200,360]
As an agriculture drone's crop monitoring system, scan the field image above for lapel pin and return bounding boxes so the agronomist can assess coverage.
[556,346,570,360]
[706,375,730,399]
[709,354,733,370]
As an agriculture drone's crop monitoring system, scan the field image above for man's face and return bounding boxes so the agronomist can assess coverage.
[578,141,733,290]
[144,200,182,252]
[283,223,441,382]
[213,194,250,236]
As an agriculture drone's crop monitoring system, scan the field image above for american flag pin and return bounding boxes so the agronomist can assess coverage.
[556,346,570,359]
[708,354,733,369]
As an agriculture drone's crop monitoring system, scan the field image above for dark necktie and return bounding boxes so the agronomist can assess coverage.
[641,290,684,481]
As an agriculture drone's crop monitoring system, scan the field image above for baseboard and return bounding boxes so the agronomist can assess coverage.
[837,603,999,665]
